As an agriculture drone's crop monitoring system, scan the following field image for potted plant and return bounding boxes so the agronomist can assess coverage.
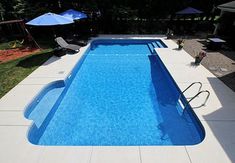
[177,39,184,50]
[195,51,207,65]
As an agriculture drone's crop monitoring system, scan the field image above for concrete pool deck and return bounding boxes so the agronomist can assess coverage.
[0,35,235,163]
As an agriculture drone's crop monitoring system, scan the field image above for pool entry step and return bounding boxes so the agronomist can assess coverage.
[147,41,164,54]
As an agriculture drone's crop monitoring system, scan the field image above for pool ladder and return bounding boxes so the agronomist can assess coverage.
[179,82,210,109]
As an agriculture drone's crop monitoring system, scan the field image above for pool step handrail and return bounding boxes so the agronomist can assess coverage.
[179,82,210,110]
[179,82,202,100]
[186,90,210,108]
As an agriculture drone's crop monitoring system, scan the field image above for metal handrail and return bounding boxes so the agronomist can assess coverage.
[181,90,210,114]
[178,82,210,113]
[186,90,210,108]
[179,82,202,99]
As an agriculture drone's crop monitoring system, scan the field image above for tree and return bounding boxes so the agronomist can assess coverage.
[12,0,29,18]
[0,2,5,20]
[0,0,15,20]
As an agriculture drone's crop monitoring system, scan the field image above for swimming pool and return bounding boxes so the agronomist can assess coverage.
[25,39,205,146]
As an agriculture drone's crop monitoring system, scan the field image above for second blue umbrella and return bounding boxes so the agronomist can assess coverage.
[60,9,87,20]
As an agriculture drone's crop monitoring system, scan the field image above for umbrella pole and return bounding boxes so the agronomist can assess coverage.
[52,27,57,38]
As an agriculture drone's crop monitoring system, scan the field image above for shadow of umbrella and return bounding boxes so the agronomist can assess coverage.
[16,50,54,68]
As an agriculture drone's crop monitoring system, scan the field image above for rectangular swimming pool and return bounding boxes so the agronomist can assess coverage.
[25,39,205,146]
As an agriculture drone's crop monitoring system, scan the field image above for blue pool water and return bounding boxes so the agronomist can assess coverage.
[25,39,205,146]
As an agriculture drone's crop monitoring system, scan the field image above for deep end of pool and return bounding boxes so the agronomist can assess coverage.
[24,39,205,146]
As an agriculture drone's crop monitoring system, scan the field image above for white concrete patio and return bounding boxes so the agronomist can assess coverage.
[0,35,234,163]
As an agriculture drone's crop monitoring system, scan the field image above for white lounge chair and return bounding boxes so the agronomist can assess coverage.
[55,37,81,52]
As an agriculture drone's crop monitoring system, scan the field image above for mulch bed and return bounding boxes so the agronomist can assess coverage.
[0,47,40,63]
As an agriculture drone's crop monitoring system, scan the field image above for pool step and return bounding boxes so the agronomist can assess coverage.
[147,43,155,54]
[152,42,159,48]
[178,98,185,109]
[156,41,164,48]
[147,41,165,54]
[25,81,65,127]
[176,98,186,116]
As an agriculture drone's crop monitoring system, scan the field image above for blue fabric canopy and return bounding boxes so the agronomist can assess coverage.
[60,9,88,20]
[26,12,74,26]
[218,1,235,13]
[176,7,203,15]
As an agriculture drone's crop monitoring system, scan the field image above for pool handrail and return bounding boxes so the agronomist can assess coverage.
[179,82,203,99]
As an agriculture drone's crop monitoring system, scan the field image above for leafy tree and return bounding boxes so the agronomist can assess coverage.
[0,2,5,20]
[1,0,233,35]
[0,0,15,19]
[12,0,29,18]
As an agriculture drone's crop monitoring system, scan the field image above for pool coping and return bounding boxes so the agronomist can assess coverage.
[0,35,235,163]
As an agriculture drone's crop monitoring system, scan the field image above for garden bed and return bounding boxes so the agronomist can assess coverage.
[0,47,40,63]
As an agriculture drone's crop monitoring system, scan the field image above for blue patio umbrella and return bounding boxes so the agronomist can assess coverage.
[60,9,87,20]
[26,12,74,26]
[176,7,203,15]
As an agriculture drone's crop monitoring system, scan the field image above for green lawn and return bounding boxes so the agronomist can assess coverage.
[0,40,24,50]
[0,49,53,98]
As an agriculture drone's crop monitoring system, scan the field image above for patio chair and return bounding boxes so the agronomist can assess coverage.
[55,37,81,52]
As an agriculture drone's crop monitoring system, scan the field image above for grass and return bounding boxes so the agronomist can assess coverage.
[0,40,24,50]
[0,38,55,50]
[0,49,53,98]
